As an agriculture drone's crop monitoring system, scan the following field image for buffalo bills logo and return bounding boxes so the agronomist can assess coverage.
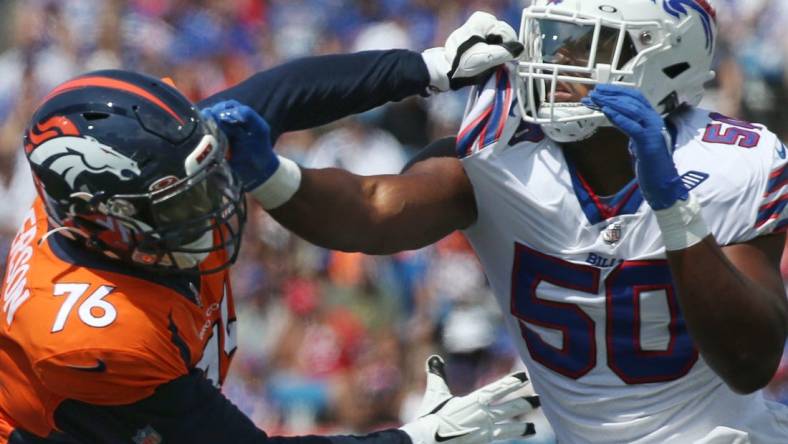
[28,136,141,188]
[653,0,716,52]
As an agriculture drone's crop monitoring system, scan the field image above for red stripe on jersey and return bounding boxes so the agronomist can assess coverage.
[494,76,513,141]
[458,105,493,140]
[769,164,786,179]
[767,178,788,197]
[758,193,788,214]
[457,106,494,152]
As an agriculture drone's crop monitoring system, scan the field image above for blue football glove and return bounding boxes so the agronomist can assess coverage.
[201,100,277,192]
[581,85,687,210]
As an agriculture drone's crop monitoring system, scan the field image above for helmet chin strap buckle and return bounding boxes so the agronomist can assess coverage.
[68,191,112,215]
[67,191,98,216]
[132,249,160,266]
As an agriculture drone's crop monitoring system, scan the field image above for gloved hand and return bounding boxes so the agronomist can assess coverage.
[400,355,539,444]
[201,100,276,192]
[422,11,523,93]
[582,85,687,210]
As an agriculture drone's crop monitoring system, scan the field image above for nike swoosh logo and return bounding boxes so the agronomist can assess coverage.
[65,359,107,373]
[509,122,544,146]
[513,127,531,140]
[434,431,473,442]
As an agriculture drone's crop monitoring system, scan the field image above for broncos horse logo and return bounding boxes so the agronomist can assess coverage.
[653,0,716,52]
[28,136,141,188]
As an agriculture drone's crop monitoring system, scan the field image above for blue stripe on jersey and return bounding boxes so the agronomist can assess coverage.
[456,107,491,158]
[481,71,510,147]
[766,164,788,195]
[775,218,788,233]
[756,195,788,228]
[456,68,512,159]
[567,159,644,225]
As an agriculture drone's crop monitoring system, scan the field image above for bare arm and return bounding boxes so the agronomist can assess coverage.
[268,140,476,255]
[667,232,788,394]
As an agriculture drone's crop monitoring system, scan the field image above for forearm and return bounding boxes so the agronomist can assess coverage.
[268,167,387,252]
[200,50,429,141]
[268,164,474,255]
[667,237,788,393]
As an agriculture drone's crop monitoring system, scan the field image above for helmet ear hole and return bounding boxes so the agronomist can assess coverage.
[82,112,110,121]
[663,63,691,79]
[658,92,680,114]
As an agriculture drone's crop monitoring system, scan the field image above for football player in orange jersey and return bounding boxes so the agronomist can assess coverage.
[0,13,541,444]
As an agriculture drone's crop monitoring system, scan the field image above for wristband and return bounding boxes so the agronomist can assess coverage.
[248,155,302,210]
[654,193,710,251]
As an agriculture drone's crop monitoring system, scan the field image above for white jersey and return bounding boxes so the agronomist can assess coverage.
[457,67,788,443]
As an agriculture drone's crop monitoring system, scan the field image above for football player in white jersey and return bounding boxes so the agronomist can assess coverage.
[221,1,788,442]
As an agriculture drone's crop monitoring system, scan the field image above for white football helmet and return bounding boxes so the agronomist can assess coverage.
[516,0,718,142]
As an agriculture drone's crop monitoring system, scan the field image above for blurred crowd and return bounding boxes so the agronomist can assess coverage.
[0,0,786,440]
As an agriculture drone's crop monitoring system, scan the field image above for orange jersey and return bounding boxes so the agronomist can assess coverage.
[0,199,237,440]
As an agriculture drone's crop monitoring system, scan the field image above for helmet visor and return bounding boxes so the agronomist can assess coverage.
[517,11,641,126]
[108,158,246,274]
[535,20,636,70]
[150,159,242,247]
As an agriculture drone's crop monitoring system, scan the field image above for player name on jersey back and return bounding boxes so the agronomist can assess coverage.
[2,209,36,326]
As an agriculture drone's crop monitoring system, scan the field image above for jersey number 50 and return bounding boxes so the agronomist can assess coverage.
[702,113,761,148]
[510,243,698,383]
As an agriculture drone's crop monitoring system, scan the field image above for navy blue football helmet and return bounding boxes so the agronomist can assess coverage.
[24,70,246,274]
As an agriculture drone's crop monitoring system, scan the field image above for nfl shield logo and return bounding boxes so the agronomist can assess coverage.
[602,222,622,245]
[133,426,162,444]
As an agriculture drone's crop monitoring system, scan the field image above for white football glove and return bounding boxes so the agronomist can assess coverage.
[400,356,540,444]
[422,11,523,93]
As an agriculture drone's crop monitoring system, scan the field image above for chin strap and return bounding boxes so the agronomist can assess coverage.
[537,101,611,143]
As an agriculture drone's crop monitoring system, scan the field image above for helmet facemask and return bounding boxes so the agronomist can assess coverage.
[516,5,680,143]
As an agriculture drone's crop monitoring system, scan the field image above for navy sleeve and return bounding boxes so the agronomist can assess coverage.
[401,137,457,173]
[47,370,412,444]
[198,50,430,142]
[268,431,412,444]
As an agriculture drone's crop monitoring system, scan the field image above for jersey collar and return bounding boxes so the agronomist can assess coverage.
[565,157,644,225]
[47,232,202,304]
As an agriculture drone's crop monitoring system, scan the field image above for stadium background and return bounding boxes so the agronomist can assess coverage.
[0,0,786,442]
